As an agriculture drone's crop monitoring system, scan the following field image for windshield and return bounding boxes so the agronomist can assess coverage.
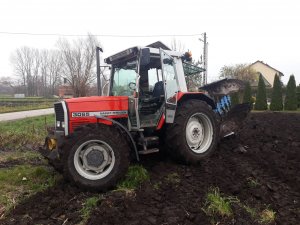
[111,59,138,96]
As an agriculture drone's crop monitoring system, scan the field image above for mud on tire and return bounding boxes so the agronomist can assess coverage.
[165,99,219,164]
[62,124,130,191]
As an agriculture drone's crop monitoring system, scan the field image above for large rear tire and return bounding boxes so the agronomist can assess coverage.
[62,124,130,191]
[165,100,219,164]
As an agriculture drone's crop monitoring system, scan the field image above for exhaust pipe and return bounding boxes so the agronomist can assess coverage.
[96,46,103,96]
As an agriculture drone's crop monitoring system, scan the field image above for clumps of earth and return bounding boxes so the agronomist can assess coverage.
[2,112,300,225]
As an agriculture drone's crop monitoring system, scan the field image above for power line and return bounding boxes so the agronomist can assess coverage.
[0,31,203,38]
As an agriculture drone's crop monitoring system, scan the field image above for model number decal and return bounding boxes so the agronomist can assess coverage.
[72,111,128,117]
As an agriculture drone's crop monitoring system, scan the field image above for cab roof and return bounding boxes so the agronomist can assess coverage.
[104,41,183,64]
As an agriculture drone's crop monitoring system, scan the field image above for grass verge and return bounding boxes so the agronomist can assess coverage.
[260,207,276,224]
[0,165,60,218]
[117,165,149,191]
[202,187,239,218]
[0,103,53,114]
[0,150,43,164]
[0,114,55,150]
[80,196,102,224]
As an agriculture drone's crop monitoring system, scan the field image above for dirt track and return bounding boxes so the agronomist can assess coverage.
[2,112,300,225]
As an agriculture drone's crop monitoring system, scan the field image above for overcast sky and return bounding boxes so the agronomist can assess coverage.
[0,0,299,84]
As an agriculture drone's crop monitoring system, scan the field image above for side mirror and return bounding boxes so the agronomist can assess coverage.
[140,48,150,66]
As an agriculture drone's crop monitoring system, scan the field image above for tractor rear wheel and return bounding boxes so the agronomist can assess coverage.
[165,100,219,164]
[62,124,130,191]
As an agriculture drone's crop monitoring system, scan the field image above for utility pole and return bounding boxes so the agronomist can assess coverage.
[199,32,208,85]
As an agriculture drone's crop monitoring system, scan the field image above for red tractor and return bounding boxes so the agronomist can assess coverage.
[40,41,250,191]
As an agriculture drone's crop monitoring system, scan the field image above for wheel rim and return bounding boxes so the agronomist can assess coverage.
[74,140,115,180]
[185,113,213,153]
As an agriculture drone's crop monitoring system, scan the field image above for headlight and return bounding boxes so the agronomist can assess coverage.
[56,121,61,127]
[61,122,65,128]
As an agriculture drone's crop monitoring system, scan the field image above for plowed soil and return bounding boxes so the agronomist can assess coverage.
[2,112,300,225]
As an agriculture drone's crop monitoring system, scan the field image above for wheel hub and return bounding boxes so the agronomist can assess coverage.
[86,149,104,168]
[81,145,111,173]
[186,117,204,149]
[185,113,213,153]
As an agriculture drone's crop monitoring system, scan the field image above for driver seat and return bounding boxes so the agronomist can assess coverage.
[140,81,165,115]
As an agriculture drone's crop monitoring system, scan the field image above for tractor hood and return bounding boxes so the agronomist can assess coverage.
[65,96,129,116]
[65,96,129,131]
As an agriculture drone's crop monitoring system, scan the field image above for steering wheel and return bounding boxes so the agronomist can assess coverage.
[128,82,136,90]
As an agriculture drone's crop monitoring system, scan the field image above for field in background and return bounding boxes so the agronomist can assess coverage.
[0,97,56,113]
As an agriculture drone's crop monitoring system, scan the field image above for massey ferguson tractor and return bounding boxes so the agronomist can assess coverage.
[40,41,250,191]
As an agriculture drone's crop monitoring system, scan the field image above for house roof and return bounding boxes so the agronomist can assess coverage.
[250,60,284,76]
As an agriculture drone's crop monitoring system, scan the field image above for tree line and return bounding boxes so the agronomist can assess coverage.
[255,74,299,111]
[9,34,100,97]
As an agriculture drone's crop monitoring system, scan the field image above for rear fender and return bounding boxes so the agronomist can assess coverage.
[177,92,216,109]
[155,92,216,130]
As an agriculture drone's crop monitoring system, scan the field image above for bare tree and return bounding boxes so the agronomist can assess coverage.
[11,47,63,97]
[170,39,203,90]
[219,64,257,82]
[39,49,49,96]
[170,38,186,52]
[58,34,99,97]
[0,76,15,94]
[48,50,63,95]
[11,47,40,96]
[40,50,63,96]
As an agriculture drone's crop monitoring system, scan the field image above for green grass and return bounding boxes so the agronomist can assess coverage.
[251,109,300,113]
[238,202,275,224]
[117,165,149,191]
[80,196,102,223]
[165,172,181,184]
[0,97,57,113]
[0,114,55,150]
[0,165,60,217]
[0,103,54,113]
[202,187,239,218]
[260,208,276,224]
[0,97,57,102]
[242,204,257,218]
[0,150,43,164]
[246,177,260,188]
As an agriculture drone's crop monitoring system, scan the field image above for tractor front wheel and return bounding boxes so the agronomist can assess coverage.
[62,124,130,191]
[165,100,219,164]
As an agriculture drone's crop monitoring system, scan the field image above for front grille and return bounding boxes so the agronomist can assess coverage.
[54,102,64,122]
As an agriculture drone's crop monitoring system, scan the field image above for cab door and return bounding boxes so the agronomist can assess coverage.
[160,49,179,123]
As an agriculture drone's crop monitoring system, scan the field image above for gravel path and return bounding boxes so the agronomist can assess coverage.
[0,108,54,122]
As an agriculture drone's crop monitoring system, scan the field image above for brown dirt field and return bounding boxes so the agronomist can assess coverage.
[1,112,299,225]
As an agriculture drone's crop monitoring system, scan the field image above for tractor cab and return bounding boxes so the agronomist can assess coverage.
[104,42,204,129]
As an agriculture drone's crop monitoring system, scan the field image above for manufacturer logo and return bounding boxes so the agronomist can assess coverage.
[72,112,90,117]
[72,111,128,117]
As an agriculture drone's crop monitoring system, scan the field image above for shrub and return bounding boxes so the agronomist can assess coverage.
[231,92,240,106]
[297,84,300,108]
[203,187,238,217]
[243,82,252,104]
[255,74,268,110]
[117,165,149,190]
[270,74,283,111]
[285,75,297,110]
